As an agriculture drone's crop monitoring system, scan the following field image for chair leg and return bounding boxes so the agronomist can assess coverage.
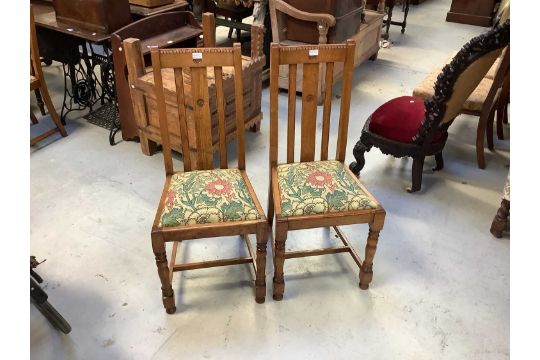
[487,105,496,151]
[30,110,38,124]
[476,113,487,169]
[40,86,67,138]
[151,234,176,314]
[272,221,287,301]
[349,141,371,176]
[34,89,46,116]
[407,156,424,193]
[360,212,385,289]
[433,152,444,171]
[490,199,510,238]
[255,223,268,304]
[267,180,275,226]
[383,6,393,40]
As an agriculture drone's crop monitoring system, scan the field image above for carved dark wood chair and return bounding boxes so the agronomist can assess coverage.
[30,5,68,145]
[349,21,510,193]
[149,44,268,314]
[268,41,386,301]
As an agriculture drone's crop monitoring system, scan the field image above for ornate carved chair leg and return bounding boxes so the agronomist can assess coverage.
[349,141,371,176]
[360,212,385,289]
[407,156,424,193]
[384,6,393,39]
[151,234,176,314]
[255,223,268,304]
[490,199,510,238]
[433,152,444,171]
[272,221,287,301]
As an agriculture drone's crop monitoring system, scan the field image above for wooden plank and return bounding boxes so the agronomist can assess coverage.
[233,43,246,170]
[190,66,214,170]
[287,64,297,163]
[300,62,319,162]
[278,45,348,65]
[214,66,228,168]
[173,257,253,271]
[242,234,257,275]
[173,68,192,171]
[320,62,334,160]
[335,40,356,162]
[202,12,216,47]
[284,246,350,259]
[333,226,363,268]
[159,49,235,68]
[269,44,280,168]
[151,49,175,175]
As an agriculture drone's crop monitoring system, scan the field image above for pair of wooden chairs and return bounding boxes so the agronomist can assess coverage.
[145,39,385,314]
[30,6,67,145]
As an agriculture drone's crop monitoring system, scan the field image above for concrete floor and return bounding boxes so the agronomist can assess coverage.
[30,1,510,359]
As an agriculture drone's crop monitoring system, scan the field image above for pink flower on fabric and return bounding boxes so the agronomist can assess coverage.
[307,170,333,187]
[206,179,233,197]
[167,190,176,209]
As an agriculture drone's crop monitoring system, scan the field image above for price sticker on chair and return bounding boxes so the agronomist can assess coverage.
[308,49,319,57]
[192,52,203,61]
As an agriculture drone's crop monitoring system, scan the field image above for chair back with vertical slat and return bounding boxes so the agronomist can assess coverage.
[269,40,356,167]
[151,44,245,175]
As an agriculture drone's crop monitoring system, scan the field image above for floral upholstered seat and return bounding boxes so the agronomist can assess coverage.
[159,169,260,227]
[277,161,378,217]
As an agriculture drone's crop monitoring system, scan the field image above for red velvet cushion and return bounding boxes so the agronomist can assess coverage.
[368,96,443,144]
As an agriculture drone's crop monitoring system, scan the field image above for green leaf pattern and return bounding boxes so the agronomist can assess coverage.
[159,169,260,227]
[277,161,378,217]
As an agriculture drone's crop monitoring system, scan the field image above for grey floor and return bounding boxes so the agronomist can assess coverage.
[30,1,509,359]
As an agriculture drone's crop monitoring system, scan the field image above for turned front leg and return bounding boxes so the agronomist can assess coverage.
[151,234,176,314]
[255,223,268,303]
[360,212,385,289]
[272,222,288,301]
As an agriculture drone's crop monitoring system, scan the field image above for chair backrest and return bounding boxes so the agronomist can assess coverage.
[269,40,356,167]
[415,21,510,143]
[30,6,43,83]
[151,44,246,175]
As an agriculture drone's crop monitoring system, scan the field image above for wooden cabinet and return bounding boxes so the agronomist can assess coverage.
[446,0,497,27]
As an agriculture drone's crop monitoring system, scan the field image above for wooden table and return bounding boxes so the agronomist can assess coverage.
[446,0,498,27]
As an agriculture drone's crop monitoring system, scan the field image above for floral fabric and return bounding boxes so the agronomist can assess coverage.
[159,169,260,227]
[277,161,378,217]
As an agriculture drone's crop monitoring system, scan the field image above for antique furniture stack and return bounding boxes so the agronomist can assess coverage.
[349,22,510,192]
[267,42,386,300]
[112,11,203,141]
[30,6,68,145]
[269,0,385,102]
[148,43,268,313]
[124,13,265,160]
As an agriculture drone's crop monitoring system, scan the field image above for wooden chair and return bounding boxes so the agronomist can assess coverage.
[269,0,384,103]
[350,21,510,192]
[149,44,268,314]
[267,41,386,301]
[30,5,67,145]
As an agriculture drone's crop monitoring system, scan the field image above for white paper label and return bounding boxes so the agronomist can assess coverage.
[309,49,319,57]
[192,52,203,60]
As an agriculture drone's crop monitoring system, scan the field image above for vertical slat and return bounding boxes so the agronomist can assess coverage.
[214,66,228,168]
[335,40,356,162]
[287,64,297,163]
[320,62,334,160]
[190,66,214,170]
[173,68,192,172]
[269,44,280,168]
[300,62,319,162]
[232,43,246,170]
[151,49,174,175]
[202,12,216,48]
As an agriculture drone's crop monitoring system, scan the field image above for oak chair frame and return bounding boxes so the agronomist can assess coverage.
[350,21,510,192]
[30,5,67,145]
[267,41,386,301]
[150,44,268,314]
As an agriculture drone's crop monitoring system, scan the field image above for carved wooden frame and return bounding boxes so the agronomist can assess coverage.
[350,20,510,192]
